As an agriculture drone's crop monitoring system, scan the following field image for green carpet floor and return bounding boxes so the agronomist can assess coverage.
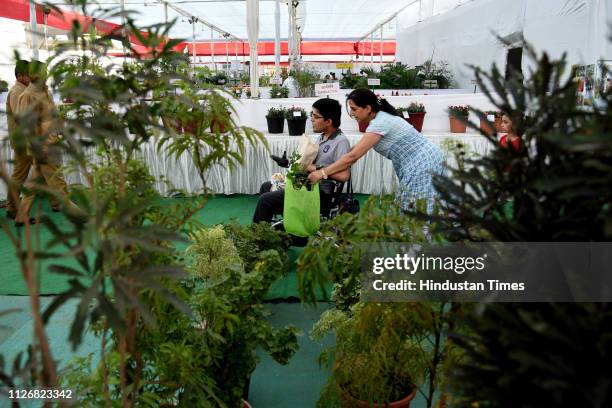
[0,194,367,299]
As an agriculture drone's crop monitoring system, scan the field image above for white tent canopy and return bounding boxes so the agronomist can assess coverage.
[395,0,611,88]
[41,0,402,41]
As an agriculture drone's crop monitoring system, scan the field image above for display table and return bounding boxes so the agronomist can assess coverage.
[0,131,492,198]
[0,92,496,199]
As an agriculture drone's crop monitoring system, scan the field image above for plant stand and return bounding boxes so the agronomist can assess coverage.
[406,112,426,132]
[266,116,285,134]
[287,118,307,136]
[449,116,467,133]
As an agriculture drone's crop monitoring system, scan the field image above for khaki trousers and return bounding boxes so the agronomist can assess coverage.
[6,148,33,214]
[15,159,70,223]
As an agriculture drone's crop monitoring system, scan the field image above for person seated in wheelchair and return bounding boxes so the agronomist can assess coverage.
[253,98,351,224]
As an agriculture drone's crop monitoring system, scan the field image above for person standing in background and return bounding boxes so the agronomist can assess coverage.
[13,61,75,227]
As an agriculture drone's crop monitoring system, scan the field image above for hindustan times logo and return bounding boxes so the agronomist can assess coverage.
[372,253,487,275]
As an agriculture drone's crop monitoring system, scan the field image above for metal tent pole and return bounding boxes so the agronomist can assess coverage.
[379,26,383,70]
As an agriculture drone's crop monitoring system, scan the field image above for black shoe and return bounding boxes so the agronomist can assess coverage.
[51,207,61,212]
[15,218,40,227]
[6,211,16,220]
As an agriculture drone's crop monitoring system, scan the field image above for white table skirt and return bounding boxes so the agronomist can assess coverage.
[0,131,492,199]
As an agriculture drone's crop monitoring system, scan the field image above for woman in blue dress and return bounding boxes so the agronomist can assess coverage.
[307,88,445,212]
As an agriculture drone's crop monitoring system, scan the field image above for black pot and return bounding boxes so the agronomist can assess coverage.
[287,118,307,136]
[266,116,285,134]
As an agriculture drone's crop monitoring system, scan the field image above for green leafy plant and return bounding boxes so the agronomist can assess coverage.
[425,42,612,407]
[266,106,286,118]
[286,151,310,190]
[0,1,267,404]
[448,105,469,117]
[187,225,243,279]
[378,62,421,89]
[270,84,289,98]
[417,60,454,89]
[312,301,461,408]
[284,106,307,120]
[292,66,321,97]
[398,102,426,116]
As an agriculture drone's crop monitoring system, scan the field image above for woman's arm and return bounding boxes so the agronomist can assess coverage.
[308,132,381,183]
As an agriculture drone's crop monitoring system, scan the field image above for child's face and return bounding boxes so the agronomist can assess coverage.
[501,115,513,134]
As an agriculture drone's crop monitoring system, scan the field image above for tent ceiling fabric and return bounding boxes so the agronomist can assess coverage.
[43,0,406,41]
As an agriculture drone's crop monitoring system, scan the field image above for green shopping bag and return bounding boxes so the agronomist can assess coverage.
[283,177,320,237]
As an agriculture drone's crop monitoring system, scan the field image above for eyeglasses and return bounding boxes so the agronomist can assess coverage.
[310,112,324,120]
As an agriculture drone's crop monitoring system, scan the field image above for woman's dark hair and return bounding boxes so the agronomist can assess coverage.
[312,97,342,128]
[346,88,401,117]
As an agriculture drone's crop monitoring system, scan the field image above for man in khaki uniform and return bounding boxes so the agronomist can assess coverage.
[14,61,72,227]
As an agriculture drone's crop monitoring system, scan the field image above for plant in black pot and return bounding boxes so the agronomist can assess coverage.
[266,106,286,134]
[270,84,289,98]
[285,106,307,136]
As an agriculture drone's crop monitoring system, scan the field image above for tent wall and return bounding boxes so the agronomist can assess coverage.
[396,0,611,89]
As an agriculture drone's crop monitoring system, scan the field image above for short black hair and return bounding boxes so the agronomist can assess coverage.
[312,98,341,128]
[15,60,29,77]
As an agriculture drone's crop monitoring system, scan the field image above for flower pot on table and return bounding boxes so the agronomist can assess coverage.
[406,112,426,132]
[287,117,307,136]
[266,116,285,134]
[480,116,502,136]
[449,116,467,133]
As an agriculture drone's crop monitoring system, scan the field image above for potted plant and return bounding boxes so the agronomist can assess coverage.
[479,110,502,136]
[448,105,469,133]
[266,106,286,134]
[285,106,307,136]
[405,102,427,132]
[270,84,289,98]
[187,225,299,408]
[312,302,429,408]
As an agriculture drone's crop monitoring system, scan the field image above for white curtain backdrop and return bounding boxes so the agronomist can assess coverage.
[246,0,259,98]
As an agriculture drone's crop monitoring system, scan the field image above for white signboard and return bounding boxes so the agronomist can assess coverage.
[314,82,341,96]
[270,77,283,85]
[367,78,381,86]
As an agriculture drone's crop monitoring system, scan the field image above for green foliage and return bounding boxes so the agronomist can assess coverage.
[284,106,307,120]
[266,106,286,118]
[223,221,291,272]
[297,195,432,309]
[398,102,426,116]
[425,43,612,407]
[378,62,421,89]
[313,302,461,407]
[292,66,321,97]
[187,225,243,279]
[270,84,289,98]
[286,151,310,190]
[448,105,469,117]
[417,60,454,89]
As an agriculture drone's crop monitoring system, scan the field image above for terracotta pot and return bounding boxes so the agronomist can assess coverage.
[210,112,231,133]
[341,388,417,408]
[161,115,182,132]
[183,118,202,135]
[449,116,467,133]
[287,117,307,136]
[406,112,426,132]
[266,116,285,134]
[479,116,502,136]
[358,120,369,133]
